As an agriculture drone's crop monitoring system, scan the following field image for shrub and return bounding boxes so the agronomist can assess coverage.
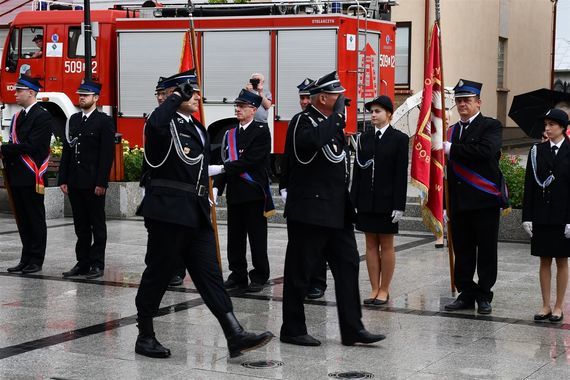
[50,137,63,158]
[499,153,525,209]
[122,140,144,182]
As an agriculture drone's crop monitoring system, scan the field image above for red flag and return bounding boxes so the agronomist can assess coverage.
[410,23,444,238]
[179,31,194,71]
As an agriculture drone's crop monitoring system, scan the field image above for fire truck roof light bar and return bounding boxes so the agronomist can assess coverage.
[32,0,84,11]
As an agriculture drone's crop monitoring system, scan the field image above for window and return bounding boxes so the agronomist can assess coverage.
[68,26,96,58]
[20,27,44,59]
[5,28,19,71]
[395,22,411,88]
[497,37,507,88]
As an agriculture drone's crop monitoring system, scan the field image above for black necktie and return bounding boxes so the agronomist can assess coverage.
[375,130,382,140]
[16,110,26,127]
[459,121,469,139]
[82,115,88,125]
[552,145,559,159]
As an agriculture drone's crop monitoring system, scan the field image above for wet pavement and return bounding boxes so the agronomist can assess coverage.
[0,215,569,379]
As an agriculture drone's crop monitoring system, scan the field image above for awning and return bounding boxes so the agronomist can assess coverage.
[0,0,33,27]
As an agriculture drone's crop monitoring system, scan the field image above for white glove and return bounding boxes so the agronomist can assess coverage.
[522,221,533,238]
[565,224,570,239]
[211,187,219,206]
[443,210,449,223]
[443,141,452,155]
[208,165,224,176]
[280,188,287,203]
[391,210,404,224]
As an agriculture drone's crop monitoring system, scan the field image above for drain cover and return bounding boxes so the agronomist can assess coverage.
[328,371,375,379]
[241,360,284,369]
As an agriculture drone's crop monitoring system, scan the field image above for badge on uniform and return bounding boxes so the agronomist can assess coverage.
[177,117,184,123]
[318,118,323,122]
[239,149,244,154]
[183,147,191,154]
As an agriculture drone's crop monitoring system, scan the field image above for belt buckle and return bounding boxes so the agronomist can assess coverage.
[197,185,207,197]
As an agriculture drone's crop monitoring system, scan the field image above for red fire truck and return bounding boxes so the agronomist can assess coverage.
[0,2,396,156]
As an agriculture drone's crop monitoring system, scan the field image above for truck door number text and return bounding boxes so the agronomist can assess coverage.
[64,61,98,74]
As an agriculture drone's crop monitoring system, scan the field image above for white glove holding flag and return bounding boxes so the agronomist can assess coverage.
[443,141,452,155]
[522,221,533,238]
[280,189,287,203]
[208,165,224,176]
[391,210,404,224]
[565,224,570,239]
[443,210,449,223]
[209,188,219,207]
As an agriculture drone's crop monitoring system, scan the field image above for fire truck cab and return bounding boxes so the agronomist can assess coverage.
[0,2,397,159]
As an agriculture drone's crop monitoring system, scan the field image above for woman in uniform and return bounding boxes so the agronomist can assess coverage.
[351,95,409,306]
[522,108,570,323]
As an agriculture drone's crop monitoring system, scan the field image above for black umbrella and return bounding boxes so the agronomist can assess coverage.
[508,89,570,139]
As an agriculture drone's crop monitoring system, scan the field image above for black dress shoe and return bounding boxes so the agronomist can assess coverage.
[363,298,376,305]
[307,287,325,299]
[135,335,171,358]
[224,278,248,290]
[62,265,89,277]
[85,267,104,279]
[435,243,444,248]
[228,331,274,358]
[444,298,474,311]
[246,282,264,293]
[280,334,321,346]
[534,312,552,321]
[169,275,183,286]
[477,300,492,314]
[373,294,390,306]
[21,264,42,274]
[7,262,27,273]
[549,313,564,323]
[342,329,386,346]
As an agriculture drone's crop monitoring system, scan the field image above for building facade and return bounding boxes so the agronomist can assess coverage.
[391,0,556,130]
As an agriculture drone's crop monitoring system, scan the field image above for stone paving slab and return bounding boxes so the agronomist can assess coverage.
[0,215,568,379]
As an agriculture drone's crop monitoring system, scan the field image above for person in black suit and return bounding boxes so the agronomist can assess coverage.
[152,74,187,287]
[134,72,273,358]
[522,108,570,323]
[442,79,505,315]
[279,71,385,347]
[1,75,53,274]
[351,95,408,306]
[212,89,274,293]
[58,81,115,279]
[279,77,327,300]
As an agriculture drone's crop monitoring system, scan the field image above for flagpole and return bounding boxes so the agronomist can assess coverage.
[435,0,456,294]
[188,10,223,272]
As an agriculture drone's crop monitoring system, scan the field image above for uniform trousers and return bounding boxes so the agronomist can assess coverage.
[281,220,364,339]
[135,218,233,319]
[11,186,47,266]
[450,207,500,303]
[310,257,327,291]
[227,200,269,284]
[68,187,107,270]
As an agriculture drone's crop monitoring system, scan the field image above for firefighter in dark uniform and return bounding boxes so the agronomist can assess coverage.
[152,74,187,287]
[2,75,53,274]
[212,89,274,293]
[59,81,115,279]
[134,72,273,358]
[279,71,385,347]
[279,77,327,300]
[443,79,504,315]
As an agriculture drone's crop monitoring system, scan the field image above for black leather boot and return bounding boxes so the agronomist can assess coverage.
[134,317,171,358]
[219,312,274,358]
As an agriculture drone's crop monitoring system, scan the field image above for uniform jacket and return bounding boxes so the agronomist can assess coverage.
[350,126,409,214]
[522,139,570,225]
[213,120,271,205]
[1,103,52,187]
[137,94,211,228]
[58,110,115,189]
[283,105,355,229]
[447,113,503,213]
